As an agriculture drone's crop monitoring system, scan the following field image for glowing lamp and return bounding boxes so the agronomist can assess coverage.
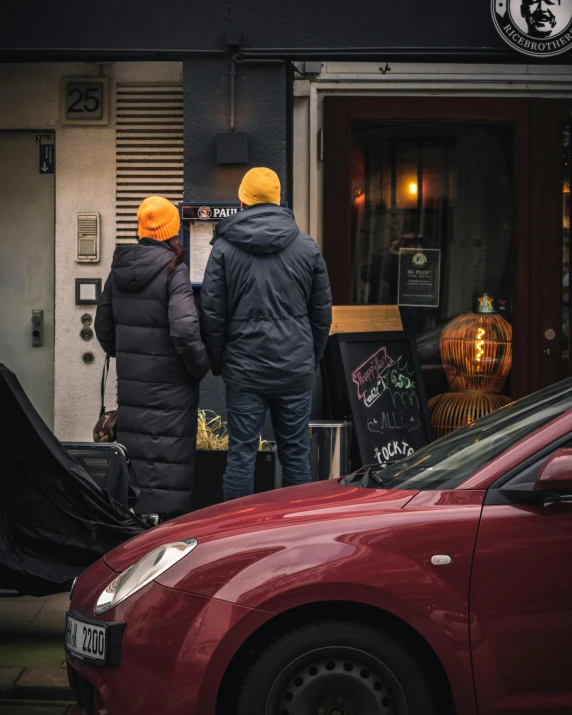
[408,182,418,196]
[429,298,513,437]
[440,312,512,393]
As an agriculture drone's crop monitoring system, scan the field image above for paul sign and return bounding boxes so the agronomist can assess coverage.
[492,0,572,56]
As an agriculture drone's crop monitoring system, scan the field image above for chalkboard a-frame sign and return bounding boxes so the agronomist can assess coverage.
[323,332,434,471]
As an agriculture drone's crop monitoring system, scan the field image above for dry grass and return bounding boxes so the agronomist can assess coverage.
[197,409,273,451]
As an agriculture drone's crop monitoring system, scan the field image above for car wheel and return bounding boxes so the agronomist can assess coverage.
[236,621,436,715]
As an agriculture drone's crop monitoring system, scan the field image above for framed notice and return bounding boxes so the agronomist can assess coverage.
[180,203,240,286]
[397,248,441,308]
[189,221,215,285]
[180,202,288,286]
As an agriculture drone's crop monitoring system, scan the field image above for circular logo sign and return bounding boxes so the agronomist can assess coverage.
[492,0,572,57]
[197,206,212,220]
[412,252,428,267]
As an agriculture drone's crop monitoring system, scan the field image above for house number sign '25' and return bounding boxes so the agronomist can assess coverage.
[62,79,109,126]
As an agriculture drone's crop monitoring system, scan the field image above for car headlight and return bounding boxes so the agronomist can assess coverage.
[95,539,197,615]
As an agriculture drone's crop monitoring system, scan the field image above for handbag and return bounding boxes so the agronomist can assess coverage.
[93,355,118,443]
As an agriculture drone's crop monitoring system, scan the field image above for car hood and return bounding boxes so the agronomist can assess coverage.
[104,480,417,573]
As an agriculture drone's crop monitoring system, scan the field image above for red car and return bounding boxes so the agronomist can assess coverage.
[66,380,572,715]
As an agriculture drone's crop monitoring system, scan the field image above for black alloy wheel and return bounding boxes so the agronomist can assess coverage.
[236,621,437,715]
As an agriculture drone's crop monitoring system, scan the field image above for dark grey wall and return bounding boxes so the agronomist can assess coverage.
[184,57,288,200]
[4,0,558,58]
[185,57,289,432]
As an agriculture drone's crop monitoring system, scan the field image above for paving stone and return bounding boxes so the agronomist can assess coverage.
[0,703,73,714]
[11,667,72,702]
[40,596,69,615]
[15,669,69,690]
[0,623,30,638]
[0,641,65,669]
[0,668,22,687]
[26,613,65,639]
[0,605,43,622]
[0,595,73,703]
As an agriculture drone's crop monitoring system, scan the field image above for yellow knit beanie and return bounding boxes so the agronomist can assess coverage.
[137,196,180,242]
[238,167,281,206]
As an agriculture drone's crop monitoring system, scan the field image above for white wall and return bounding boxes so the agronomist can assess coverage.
[0,61,182,440]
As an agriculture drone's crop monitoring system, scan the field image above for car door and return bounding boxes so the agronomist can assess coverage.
[469,439,572,715]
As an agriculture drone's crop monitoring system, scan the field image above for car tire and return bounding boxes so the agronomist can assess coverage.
[236,620,436,715]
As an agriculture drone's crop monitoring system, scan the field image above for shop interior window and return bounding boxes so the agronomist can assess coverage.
[350,123,514,399]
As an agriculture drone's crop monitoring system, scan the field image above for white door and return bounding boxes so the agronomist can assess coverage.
[0,132,55,427]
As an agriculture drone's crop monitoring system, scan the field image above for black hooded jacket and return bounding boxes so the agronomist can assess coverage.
[199,204,332,396]
[95,239,209,516]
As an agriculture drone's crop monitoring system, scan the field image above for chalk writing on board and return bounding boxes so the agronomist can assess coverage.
[384,356,420,409]
[385,386,420,409]
[368,416,390,434]
[325,332,433,471]
[352,347,394,402]
[367,410,421,435]
[374,439,415,467]
[402,413,421,431]
[353,351,420,411]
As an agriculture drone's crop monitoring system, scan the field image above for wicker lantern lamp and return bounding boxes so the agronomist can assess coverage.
[429,295,512,438]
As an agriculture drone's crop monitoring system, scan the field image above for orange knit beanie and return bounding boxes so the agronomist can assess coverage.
[137,196,180,242]
[238,167,281,206]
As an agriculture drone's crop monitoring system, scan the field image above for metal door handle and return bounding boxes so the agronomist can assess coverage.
[31,310,43,347]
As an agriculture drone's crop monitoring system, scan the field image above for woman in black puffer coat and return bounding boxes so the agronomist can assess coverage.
[95,196,210,519]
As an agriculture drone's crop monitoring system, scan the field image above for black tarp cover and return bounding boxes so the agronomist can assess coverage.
[0,364,147,595]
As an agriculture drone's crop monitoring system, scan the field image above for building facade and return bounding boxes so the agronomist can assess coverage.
[2,0,572,438]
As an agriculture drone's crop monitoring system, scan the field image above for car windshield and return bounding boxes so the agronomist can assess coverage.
[370,378,572,491]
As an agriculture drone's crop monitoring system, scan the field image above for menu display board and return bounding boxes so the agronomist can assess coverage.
[180,204,240,286]
[323,332,434,470]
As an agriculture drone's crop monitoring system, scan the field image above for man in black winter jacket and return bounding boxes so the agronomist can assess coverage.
[200,167,332,501]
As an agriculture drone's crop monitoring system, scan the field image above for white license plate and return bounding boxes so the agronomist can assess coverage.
[65,614,107,663]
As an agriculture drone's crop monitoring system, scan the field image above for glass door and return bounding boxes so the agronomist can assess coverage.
[349,122,514,398]
[323,97,569,401]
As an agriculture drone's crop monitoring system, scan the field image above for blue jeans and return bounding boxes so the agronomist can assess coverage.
[224,391,313,501]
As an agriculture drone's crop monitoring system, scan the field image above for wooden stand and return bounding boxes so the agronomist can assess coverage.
[330,306,403,335]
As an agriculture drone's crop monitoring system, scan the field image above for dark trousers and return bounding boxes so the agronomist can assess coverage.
[224,391,313,501]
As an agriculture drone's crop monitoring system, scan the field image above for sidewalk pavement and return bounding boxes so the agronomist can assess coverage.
[0,703,73,714]
[0,592,72,704]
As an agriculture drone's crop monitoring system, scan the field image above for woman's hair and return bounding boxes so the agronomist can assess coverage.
[165,236,184,274]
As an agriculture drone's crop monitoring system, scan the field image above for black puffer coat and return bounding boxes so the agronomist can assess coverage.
[95,239,209,517]
[200,204,332,396]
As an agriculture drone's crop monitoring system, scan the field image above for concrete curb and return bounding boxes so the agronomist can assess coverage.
[0,701,74,715]
[0,667,72,702]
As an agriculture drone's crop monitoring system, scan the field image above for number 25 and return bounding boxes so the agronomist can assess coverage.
[68,88,100,114]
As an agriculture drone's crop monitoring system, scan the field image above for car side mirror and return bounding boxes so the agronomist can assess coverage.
[534,449,572,493]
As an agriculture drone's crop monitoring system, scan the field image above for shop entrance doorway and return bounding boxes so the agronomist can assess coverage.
[323,98,570,400]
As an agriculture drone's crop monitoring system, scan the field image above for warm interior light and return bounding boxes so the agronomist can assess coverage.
[475,327,486,364]
[439,313,512,394]
[408,182,418,196]
[430,313,513,439]
[353,186,365,206]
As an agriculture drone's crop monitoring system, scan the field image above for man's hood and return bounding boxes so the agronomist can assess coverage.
[214,204,299,255]
[111,239,172,292]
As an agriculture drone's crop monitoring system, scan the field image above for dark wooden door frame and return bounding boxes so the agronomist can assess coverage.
[529,100,569,392]
[323,96,569,399]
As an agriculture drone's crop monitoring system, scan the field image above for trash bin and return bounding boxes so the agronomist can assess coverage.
[309,421,352,481]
